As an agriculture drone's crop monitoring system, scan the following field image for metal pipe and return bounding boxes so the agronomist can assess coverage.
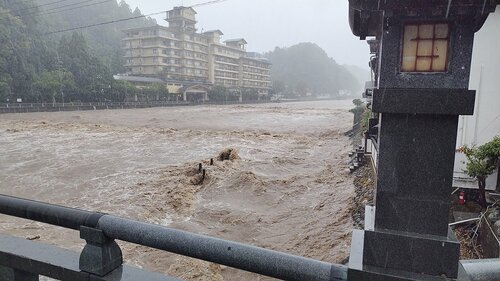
[98,215,347,281]
[0,195,103,230]
[449,217,480,226]
[462,259,500,281]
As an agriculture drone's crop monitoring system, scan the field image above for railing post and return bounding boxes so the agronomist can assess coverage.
[79,226,123,276]
[0,266,38,281]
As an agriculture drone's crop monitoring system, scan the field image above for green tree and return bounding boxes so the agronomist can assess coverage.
[349,99,368,133]
[0,6,33,101]
[58,33,112,102]
[352,98,364,107]
[0,75,12,102]
[37,0,155,73]
[32,70,75,103]
[141,83,168,101]
[109,80,133,102]
[0,1,59,102]
[459,136,500,208]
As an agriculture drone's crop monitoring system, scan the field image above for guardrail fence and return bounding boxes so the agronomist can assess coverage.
[0,195,348,281]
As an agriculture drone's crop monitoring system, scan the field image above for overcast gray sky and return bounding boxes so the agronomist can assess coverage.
[123,0,371,69]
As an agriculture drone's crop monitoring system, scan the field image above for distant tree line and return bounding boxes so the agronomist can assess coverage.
[265,43,360,98]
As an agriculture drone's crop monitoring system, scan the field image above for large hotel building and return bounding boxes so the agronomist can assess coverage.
[121,7,271,100]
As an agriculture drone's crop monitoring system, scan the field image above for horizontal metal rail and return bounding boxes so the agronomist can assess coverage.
[99,216,346,281]
[0,194,347,281]
[0,195,103,230]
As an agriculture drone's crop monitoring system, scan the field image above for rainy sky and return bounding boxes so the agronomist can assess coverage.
[123,0,371,69]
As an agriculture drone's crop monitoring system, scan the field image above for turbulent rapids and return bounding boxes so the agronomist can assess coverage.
[0,100,355,280]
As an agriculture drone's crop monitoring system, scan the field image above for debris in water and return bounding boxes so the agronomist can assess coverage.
[26,235,40,240]
[218,148,239,161]
[190,169,206,185]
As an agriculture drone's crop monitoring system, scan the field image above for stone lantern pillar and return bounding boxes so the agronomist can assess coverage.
[347,1,498,280]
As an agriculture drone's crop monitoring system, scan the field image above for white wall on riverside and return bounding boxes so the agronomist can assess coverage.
[454,8,500,190]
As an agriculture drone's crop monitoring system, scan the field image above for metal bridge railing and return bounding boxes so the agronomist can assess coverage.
[0,194,348,281]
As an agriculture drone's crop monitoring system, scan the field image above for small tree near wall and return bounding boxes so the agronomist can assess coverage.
[458,136,500,208]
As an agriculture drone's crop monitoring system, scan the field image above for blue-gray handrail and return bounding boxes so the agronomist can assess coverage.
[0,194,347,281]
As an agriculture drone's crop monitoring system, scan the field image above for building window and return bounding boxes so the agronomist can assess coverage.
[401,23,450,72]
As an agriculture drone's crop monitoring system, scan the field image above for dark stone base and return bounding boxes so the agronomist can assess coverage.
[363,228,460,278]
[348,207,461,280]
[348,230,470,281]
[348,262,472,281]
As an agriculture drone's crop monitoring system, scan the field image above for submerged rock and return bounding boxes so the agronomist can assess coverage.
[218,148,239,161]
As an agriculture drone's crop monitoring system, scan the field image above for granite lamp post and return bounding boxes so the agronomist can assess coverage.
[347,1,498,281]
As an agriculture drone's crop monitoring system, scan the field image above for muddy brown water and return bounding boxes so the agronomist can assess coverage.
[0,100,355,280]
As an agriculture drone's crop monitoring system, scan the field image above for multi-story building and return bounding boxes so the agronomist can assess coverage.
[122,6,271,100]
[241,52,273,91]
[207,33,245,88]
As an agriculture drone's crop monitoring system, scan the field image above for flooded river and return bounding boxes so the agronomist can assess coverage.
[0,100,355,280]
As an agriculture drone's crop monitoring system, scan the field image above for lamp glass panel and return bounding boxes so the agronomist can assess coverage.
[419,24,434,39]
[416,57,432,72]
[432,40,449,71]
[401,23,449,72]
[417,40,433,57]
[401,25,418,72]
